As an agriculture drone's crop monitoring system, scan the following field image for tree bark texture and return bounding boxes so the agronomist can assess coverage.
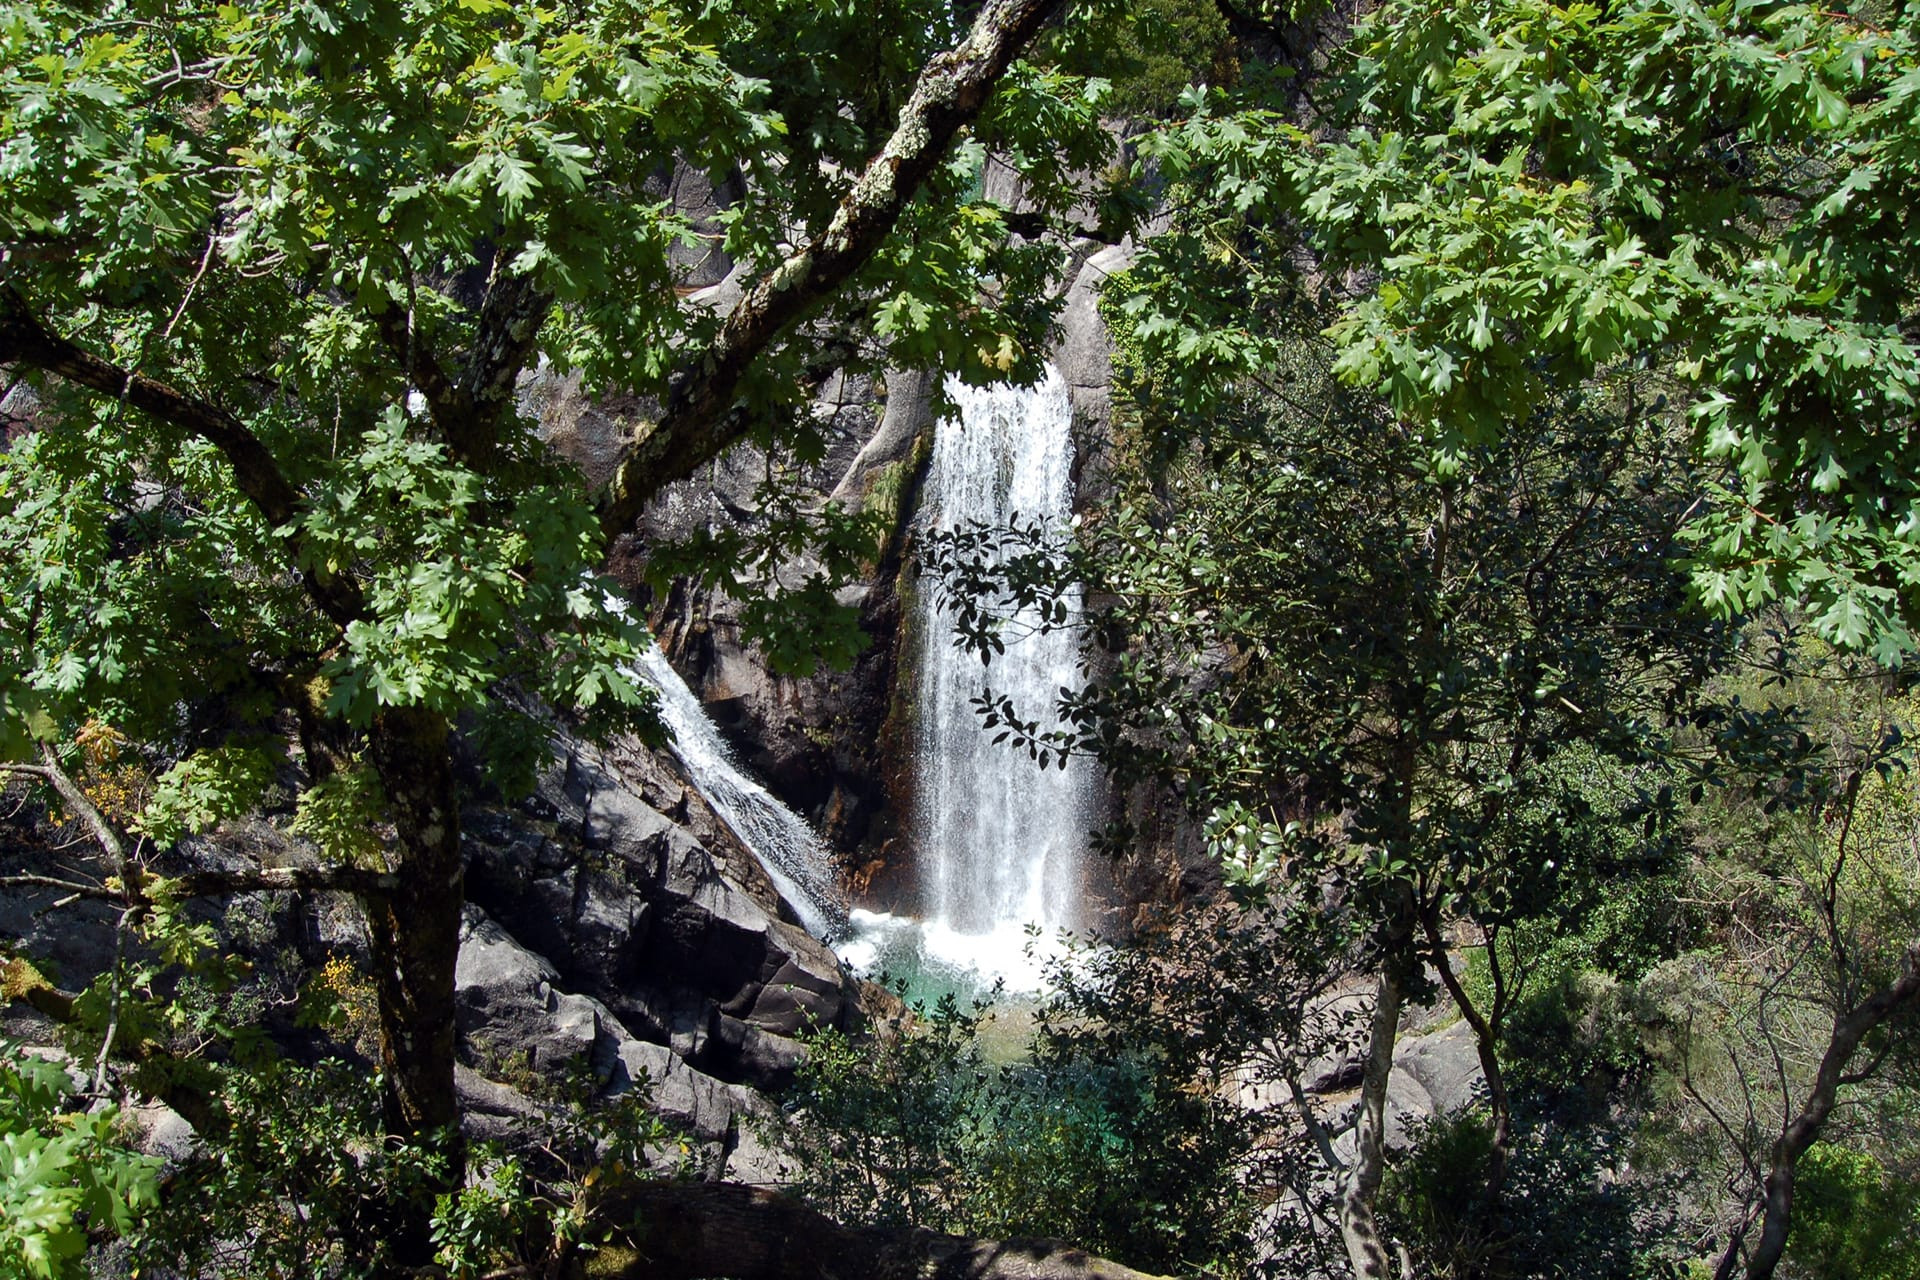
[361,706,464,1145]
[1339,963,1406,1280]
[595,0,1070,538]
[585,1181,1183,1280]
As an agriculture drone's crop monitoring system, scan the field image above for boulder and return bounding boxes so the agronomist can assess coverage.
[128,1100,199,1164]
[451,914,783,1182]
[461,738,862,1091]
[1056,241,1133,431]
[1394,1018,1485,1118]
[454,908,616,1078]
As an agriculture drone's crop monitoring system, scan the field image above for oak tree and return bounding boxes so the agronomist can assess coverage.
[0,1,1119,1256]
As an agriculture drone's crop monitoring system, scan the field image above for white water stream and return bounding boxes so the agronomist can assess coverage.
[630,644,846,939]
[627,367,1094,994]
[842,366,1095,993]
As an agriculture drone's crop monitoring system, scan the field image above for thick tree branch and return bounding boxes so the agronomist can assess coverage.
[0,856,398,905]
[375,304,470,433]
[0,286,366,627]
[594,0,1067,540]
[465,267,551,437]
[162,864,401,899]
[587,1181,1182,1280]
[1728,941,1920,1280]
[371,261,550,470]
[12,751,133,885]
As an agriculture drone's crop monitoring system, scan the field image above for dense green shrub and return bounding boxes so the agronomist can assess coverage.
[769,981,1259,1278]
[1054,0,1240,118]
[1383,1111,1687,1280]
[0,1047,157,1280]
[131,1056,678,1279]
[1467,872,1696,1114]
[1782,1144,1920,1280]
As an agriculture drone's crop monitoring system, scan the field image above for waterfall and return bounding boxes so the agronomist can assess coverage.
[629,644,847,939]
[907,364,1094,984]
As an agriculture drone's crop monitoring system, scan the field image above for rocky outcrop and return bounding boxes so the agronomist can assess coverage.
[450,903,785,1182]
[1229,984,1486,1157]
[460,736,862,1095]
[515,156,1206,933]
[1057,241,1131,437]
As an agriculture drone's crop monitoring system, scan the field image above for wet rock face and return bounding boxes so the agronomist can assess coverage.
[516,157,1204,925]
[460,738,861,1093]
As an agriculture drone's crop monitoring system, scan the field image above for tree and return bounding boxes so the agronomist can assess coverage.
[1135,0,1920,662]
[926,295,1733,1275]
[1652,647,1920,1280]
[979,1,1920,1267]
[0,0,1120,1257]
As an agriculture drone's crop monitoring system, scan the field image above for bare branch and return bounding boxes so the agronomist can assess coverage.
[161,863,400,899]
[0,873,117,901]
[29,746,133,883]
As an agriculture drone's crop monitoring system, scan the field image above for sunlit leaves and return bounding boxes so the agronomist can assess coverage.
[0,1050,159,1280]
[0,0,1123,819]
[136,745,280,849]
[287,765,387,868]
[1130,0,1920,659]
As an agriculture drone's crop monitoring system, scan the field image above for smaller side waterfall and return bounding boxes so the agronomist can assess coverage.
[630,645,846,939]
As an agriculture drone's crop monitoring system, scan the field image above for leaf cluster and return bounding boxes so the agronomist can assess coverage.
[0,1046,158,1280]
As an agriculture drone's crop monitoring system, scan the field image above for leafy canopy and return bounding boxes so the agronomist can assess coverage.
[0,0,1117,788]
[1129,0,1920,661]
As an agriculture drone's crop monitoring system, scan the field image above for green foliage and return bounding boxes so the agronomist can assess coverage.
[769,970,1260,1277]
[769,995,990,1233]
[287,765,389,868]
[1786,1143,1920,1280]
[643,482,886,677]
[132,1055,679,1279]
[0,1047,158,1280]
[1460,747,1698,1108]
[1384,1111,1685,1280]
[1123,0,1920,658]
[136,745,280,848]
[0,0,1124,775]
[933,295,1728,962]
[134,1057,436,1280]
[1052,0,1240,119]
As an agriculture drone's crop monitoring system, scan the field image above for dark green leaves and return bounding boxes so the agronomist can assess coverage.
[1135,0,1920,659]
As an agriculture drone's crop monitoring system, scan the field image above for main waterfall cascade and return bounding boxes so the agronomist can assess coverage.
[629,644,847,940]
[843,365,1097,993]
[630,367,1094,995]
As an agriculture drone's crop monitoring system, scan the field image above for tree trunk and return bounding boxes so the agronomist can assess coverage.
[1731,944,1920,1280]
[1339,961,1406,1280]
[362,706,464,1145]
[584,1181,1183,1280]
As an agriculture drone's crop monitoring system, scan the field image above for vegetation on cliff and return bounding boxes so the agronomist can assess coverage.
[2,0,1919,1278]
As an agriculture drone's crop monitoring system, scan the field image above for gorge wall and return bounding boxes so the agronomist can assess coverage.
[529,203,1210,943]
